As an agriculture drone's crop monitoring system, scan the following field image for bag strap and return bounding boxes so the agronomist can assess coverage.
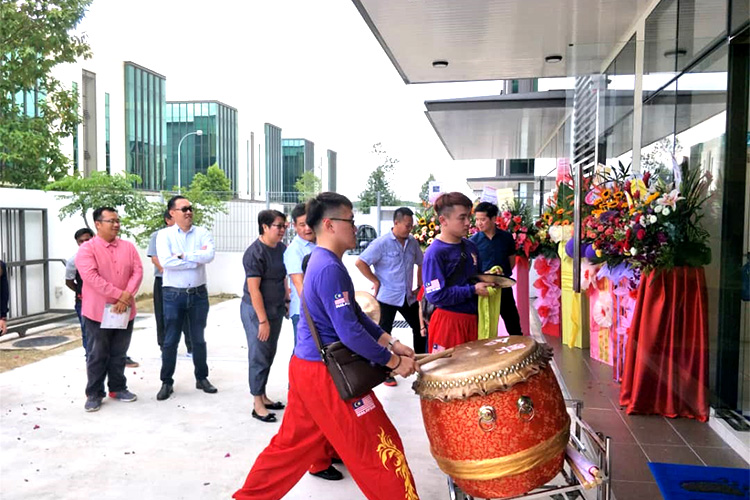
[301,293,326,359]
[445,240,468,287]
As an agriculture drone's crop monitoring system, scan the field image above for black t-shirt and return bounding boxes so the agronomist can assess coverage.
[470,229,517,275]
[242,238,287,319]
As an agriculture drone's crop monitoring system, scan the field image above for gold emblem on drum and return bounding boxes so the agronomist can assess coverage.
[376,427,419,500]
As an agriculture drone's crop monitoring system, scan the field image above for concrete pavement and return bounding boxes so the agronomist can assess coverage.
[0,298,447,500]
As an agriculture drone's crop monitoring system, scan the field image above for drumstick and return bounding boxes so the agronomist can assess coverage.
[415,348,455,366]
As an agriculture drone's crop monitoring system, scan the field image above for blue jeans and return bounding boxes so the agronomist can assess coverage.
[160,286,209,385]
[75,301,89,358]
[240,301,284,396]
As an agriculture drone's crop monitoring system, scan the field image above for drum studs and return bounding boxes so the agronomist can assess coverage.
[478,406,497,432]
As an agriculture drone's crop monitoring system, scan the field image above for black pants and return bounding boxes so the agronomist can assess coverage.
[154,277,192,352]
[84,317,134,397]
[378,299,427,354]
[501,287,523,335]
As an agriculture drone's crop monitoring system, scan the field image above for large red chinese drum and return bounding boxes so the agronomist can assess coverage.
[413,337,570,499]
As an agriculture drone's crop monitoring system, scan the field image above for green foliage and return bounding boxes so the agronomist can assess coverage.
[0,0,93,188]
[419,174,435,204]
[45,172,150,236]
[180,164,233,230]
[358,143,399,213]
[294,171,322,201]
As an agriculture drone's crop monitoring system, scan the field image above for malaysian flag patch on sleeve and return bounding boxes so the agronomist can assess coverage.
[351,394,376,417]
[425,279,441,294]
[334,291,351,309]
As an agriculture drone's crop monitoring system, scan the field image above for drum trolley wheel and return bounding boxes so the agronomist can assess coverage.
[445,399,612,500]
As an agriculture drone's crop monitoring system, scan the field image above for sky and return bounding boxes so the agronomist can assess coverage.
[75,0,503,201]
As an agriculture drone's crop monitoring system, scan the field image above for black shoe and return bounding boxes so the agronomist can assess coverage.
[196,379,218,393]
[252,410,277,423]
[156,383,173,401]
[264,401,285,410]
[331,457,343,465]
[309,465,344,481]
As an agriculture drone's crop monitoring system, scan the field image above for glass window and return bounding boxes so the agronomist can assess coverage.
[677,0,727,72]
[644,0,680,88]
[731,0,749,35]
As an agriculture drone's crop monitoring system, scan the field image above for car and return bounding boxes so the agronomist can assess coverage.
[350,224,378,255]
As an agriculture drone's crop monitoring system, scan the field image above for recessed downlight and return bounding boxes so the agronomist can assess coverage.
[432,60,449,68]
[545,55,563,64]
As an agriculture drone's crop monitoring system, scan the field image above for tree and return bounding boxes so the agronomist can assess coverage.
[294,171,322,201]
[0,0,93,188]
[419,174,436,204]
[45,172,150,236]
[358,143,399,213]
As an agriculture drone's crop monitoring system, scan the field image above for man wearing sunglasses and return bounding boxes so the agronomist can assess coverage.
[155,195,217,401]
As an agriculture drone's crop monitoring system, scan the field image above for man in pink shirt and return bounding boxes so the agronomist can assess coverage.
[76,207,143,412]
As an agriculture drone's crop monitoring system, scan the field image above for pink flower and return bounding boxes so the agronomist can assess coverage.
[657,189,684,209]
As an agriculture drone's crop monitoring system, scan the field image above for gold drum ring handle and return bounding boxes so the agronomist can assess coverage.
[517,396,535,422]
[478,405,496,432]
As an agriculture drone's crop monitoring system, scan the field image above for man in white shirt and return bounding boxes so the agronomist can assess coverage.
[155,195,217,401]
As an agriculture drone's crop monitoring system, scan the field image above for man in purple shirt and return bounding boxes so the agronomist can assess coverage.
[422,193,492,352]
[76,207,143,412]
[234,192,420,500]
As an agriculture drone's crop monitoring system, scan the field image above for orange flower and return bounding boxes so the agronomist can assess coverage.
[561,220,571,226]
[556,208,564,215]
[601,189,612,200]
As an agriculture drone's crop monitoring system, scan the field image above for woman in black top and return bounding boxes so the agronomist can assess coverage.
[0,260,9,335]
[241,210,289,422]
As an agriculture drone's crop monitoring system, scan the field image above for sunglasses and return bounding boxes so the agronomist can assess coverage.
[329,217,356,227]
[176,206,194,213]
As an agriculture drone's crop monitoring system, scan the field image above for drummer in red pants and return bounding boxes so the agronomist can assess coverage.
[422,192,492,352]
[234,192,420,500]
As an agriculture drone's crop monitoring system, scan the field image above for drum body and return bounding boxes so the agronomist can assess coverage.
[414,338,569,499]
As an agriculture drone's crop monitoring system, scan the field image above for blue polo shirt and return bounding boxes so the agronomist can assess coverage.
[284,235,316,317]
[470,229,516,275]
[294,247,392,366]
[359,230,423,307]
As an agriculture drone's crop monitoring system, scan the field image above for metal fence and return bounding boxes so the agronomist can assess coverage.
[0,207,53,318]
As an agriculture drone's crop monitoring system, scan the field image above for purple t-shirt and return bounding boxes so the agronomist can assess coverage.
[294,247,391,365]
[422,238,481,315]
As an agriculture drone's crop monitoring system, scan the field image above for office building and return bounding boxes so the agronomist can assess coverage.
[124,62,167,191]
[281,138,314,202]
[327,149,337,192]
[264,123,282,201]
[166,100,238,192]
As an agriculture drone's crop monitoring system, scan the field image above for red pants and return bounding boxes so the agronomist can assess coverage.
[233,356,419,500]
[428,308,478,353]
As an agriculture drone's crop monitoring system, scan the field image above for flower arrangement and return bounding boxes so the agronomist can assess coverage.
[496,199,540,259]
[583,160,712,272]
[412,206,440,247]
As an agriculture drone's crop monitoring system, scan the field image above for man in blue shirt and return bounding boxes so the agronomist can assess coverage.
[284,203,316,348]
[356,207,424,387]
[470,201,523,335]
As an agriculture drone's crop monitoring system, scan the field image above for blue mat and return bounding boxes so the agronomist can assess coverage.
[649,462,750,500]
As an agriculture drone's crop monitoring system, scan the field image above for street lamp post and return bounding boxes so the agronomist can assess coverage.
[177,130,203,193]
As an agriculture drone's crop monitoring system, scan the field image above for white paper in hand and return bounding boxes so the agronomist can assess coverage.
[101,304,131,329]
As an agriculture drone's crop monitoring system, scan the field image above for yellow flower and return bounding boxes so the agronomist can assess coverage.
[644,192,660,205]
[601,189,612,200]
[614,191,624,200]
[596,249,603,258]
[428,222,435,230]
[418,218,426,225]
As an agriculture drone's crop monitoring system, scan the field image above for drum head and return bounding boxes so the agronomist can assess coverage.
[355,291,380,324]
[413,337,553,402]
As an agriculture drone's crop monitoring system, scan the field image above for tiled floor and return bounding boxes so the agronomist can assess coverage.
[543,333,750,500]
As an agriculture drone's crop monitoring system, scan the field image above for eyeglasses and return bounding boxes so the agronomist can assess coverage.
[329,217,356,227]
[176,206,194,213]
[98,219,121,225]
[271,223,288,229]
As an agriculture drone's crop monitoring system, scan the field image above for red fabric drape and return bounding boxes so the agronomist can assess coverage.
[516,255,531,336]
[619,267,709,421]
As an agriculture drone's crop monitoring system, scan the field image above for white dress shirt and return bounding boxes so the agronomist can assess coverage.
[156,224,215,288]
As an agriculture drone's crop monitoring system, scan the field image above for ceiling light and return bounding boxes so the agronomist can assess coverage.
[545,55,563,64]
[432,60,449,69]
[664,48,688,58]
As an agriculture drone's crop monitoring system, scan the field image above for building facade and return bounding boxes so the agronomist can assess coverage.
[327,149,337,192]
[264,123,283,202]
[165,100,238,193]
[281,138,314,203]
[124,62,167,191]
